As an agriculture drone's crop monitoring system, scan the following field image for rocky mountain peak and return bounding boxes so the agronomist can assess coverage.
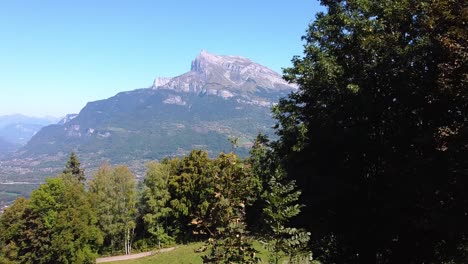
[152,51,297,100]
[153,77,171,87]
[57,114,78,125]
[190,50,253,74]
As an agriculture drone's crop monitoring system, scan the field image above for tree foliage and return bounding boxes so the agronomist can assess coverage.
[167,150,216,241]
[89,164,137,255]
[261,172,311,264]
[140,161,173,248]
[250,135,311,264]
[0,197,29,264]
[0,175,101,264]
[275,0,467,262]
[1,147,308,263]
[201,206,259,264]
[201,152,260,263]
[63,152,86,183]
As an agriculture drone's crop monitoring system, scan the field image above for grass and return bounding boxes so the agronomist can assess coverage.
[107,241,271,264]
[115,243,205,264]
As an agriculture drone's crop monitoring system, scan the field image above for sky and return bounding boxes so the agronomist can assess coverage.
[0,0,323,117]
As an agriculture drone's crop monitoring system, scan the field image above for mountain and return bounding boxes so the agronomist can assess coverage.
[0,115,58,147]
[0,123,48,146]
[0,114,58,128]
[1,51,296,182]
[0,137,17,158]
[153,50,294,96]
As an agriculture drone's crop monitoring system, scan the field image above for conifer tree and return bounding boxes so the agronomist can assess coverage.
[63,152,86,183]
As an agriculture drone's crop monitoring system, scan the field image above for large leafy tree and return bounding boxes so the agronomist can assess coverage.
[0,197,29,264]
[201,153,259,264]
[89,165,137,255]
[276,0,467,263]
[140,161,173,248]
[1,175,101,264]
[112,166,138,255]
[168,150,216,241]
[89,163,119,253]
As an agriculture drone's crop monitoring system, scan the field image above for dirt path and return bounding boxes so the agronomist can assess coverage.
[96,247,176,263]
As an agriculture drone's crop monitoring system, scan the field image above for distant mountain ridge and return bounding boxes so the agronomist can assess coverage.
[0,114,58,129]
[0,137,16,158]
[0,114,58,149]
[1,51,296,182]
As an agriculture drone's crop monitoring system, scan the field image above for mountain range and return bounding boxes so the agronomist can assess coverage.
[0,115,58,157]
[0,51,296,182]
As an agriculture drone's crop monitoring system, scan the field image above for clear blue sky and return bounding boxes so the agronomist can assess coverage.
[0,0,322,117]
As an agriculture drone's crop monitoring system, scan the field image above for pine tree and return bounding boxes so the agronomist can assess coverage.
[63,152,86,183]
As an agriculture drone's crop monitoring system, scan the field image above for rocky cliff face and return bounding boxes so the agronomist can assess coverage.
[153,50,296,100]
[57,114,78,125]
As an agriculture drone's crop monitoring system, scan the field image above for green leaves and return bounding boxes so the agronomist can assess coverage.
[275,0,468,262]
[140,161,173,247]
[89,164,137,254]
[0,174,101,263]
[261,171,310,263]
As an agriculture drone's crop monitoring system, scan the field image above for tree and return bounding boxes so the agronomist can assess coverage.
[202,204,259,264]
[113,166,137,255]
[249,135,311,264]
[89,164,137,255]
[275,0,467,262]
[63,152,86,183]
[140,161,173,248]
[0,197,29,263]
[46,175,102,263]
[260,171,311,264]
[168,150,216,241]
[2,175,101,264]
[201,153,260,263]
[228,137,239,152]
[89,163,118,254]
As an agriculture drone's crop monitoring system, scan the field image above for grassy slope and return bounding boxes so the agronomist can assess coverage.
[113,241,272,264]
[115,243,204,264]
